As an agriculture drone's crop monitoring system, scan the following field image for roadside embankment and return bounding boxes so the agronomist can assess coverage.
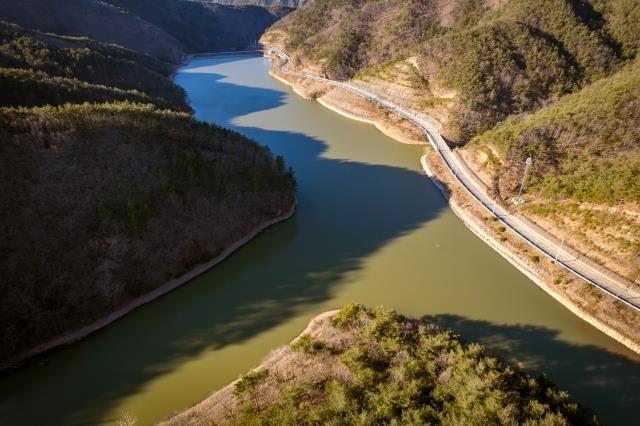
[267,56,640,355]
[421,154,640,354]
[270,67,424,145]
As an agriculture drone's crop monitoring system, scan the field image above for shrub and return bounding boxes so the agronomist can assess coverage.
[290,334,327,353]
[234,369,269,397]
[230,305,599,425]
[331,303,366,329]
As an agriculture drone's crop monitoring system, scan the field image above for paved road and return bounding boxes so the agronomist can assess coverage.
[265,47,640,312]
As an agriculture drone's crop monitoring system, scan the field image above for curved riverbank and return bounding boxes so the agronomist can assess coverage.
[159,309,339,425]
[268,60,640,356]
[3,199,297,370]
[420,155,640,355]
[270,70,424,145]
[5,55,640,426]
[161,306,601,425]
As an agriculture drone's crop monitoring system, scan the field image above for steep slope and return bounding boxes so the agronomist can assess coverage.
[164,305,598,425]
[0,21,189,110]
[103,0,287,53]
[0,0,184,62]
[470,58,640,205]
[0,0,287,62]
[265,0,637,142]
[0,103,296,365]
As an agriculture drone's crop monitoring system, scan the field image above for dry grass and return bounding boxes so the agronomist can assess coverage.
[161,306,598,425]
[425,148,640,346]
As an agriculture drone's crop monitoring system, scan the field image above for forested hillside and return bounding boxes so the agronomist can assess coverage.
[103,0,288,53]
[268,0,639,141]
[0,22,188,110]
[0,0,287,62]
[0,104,295,363]
[0,21,296,365]
[472,57,640,205]
[265,0,639,279]
[166,305,598,425]
[0,68,178,109]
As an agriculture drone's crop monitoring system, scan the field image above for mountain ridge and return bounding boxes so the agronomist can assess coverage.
[0,0,288,62]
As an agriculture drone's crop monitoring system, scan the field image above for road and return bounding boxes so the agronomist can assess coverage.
[265,47,640,312]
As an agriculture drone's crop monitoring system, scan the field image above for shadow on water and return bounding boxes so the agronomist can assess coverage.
[181,72,289,122]
[424,314,640,425]
[1,56,639,426]
[0,69,448,424]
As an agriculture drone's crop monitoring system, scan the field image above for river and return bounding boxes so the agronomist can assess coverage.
[1,55,640,425]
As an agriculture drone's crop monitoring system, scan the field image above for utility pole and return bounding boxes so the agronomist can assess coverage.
[512,157,532,206]
[518,157,533,197]
[554,238,565,263]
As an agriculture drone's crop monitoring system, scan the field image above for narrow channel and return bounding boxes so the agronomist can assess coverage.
[1,56,639,426]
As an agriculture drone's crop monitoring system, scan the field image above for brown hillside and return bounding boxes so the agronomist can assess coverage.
[0,0,184,62]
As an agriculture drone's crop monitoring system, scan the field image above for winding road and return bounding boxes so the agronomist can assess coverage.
[264,47,640,312]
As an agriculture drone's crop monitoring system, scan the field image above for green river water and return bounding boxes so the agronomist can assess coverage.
[1,56,640,425]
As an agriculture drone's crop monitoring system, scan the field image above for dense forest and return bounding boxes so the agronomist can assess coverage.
[0,21,296,364]
[266,0,640,204]
[0,104,295,363]
[169,305,598,425]
[0,22,189,110]
[0,0,288,62]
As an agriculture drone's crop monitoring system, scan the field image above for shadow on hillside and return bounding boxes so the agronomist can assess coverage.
[0,67,450,425]
[2,56,637,426]
[422,314,640,425]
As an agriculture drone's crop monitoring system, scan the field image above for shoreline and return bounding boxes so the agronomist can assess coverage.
[3,198,298,370]
[270,69,423,145]
[420,156,640,354]
[316,96,425,145]
[269,64,640,356]
[159,309,339,425]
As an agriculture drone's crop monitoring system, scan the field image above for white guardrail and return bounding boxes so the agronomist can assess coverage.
[198,47,640,312]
